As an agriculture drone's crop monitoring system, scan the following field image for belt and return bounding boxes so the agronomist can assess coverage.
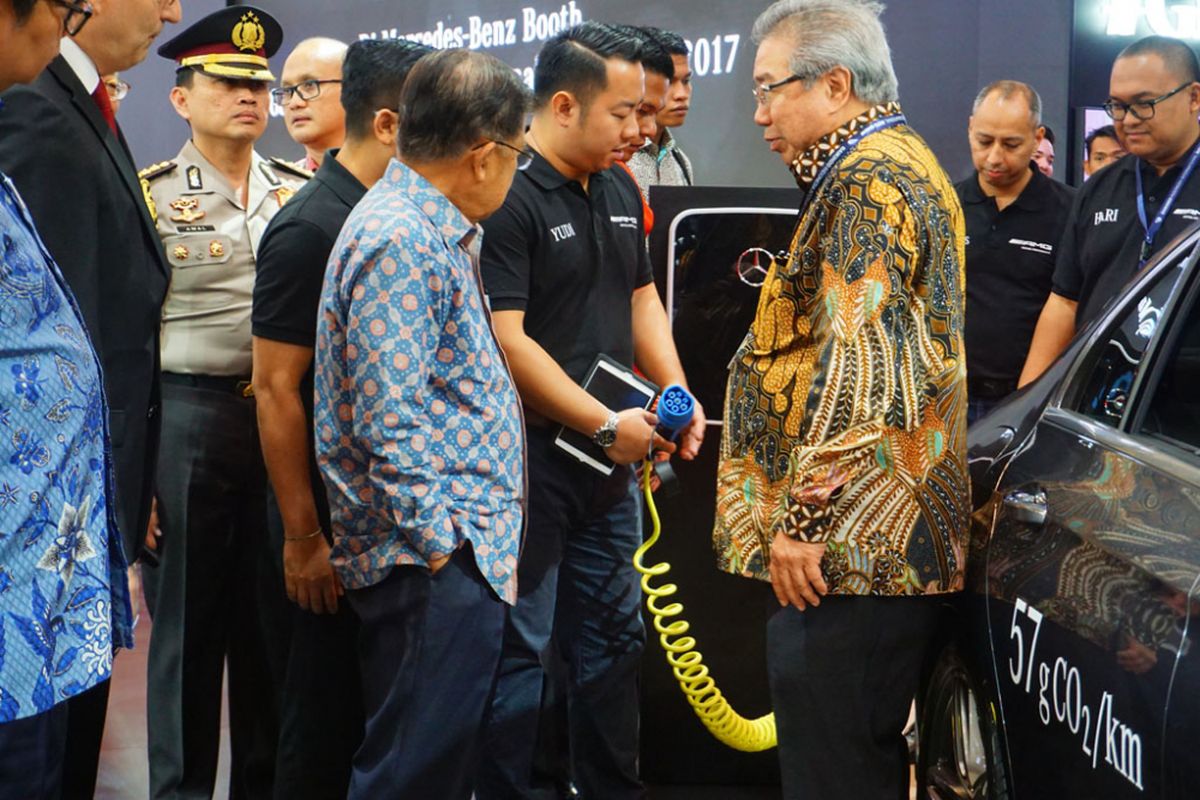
[967,375,1016,400]
[162,372,255,397]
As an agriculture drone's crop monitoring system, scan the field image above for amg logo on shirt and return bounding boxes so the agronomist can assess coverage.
[1093,208,1120,225]
[1008,238,1053,255]
[1172,208,1200,221]
[550,222,576,242]
[610,215,639,230]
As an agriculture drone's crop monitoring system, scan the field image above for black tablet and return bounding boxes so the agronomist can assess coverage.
[553,355,658,475]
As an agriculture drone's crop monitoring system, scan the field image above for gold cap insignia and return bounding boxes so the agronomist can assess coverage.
[232,12,266,53]
[169,197,206,223]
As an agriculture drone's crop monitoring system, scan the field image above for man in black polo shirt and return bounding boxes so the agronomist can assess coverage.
[476,22,705,800]
[1022,35,1200,385]
[957,80,1075,421]
[250,38,431,800]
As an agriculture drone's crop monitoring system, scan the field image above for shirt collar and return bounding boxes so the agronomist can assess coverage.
[523,149,611,194]
[1136,133,1200,184]
[637,128,677,158]
[316,149,368,208]
[385,158,477,249]
[59,37,100,95]
[1011,163,1053,212]
[791,101,903,189]
[961,162,1047,211]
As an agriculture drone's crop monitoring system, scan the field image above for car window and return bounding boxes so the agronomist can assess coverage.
[1137,283,1200,457]
[1071,258,1190,427]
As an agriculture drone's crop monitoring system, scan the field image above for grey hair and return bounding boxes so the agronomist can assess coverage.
[398,49,532,163]
[972,80,1043,128]
[751,0,899,105]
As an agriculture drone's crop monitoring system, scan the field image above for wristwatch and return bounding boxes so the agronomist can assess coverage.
[592,411,620,449]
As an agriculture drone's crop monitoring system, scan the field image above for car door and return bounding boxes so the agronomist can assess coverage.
[981,241,1200,799]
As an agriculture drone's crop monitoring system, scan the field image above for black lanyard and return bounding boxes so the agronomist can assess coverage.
[1135,142,1200,267]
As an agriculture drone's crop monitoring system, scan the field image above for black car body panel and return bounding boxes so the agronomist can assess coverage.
[931,223,1200,799]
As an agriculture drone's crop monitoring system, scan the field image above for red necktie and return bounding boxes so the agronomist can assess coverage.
[90,82,118,136]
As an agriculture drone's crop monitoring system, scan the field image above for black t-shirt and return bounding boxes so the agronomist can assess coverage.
[1053,139,1200,327]
[480,151,654,386]
[956,165,1075,386]
[252,152,367,528]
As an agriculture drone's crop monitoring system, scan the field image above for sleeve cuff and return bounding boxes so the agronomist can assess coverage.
[487,295,528,312]
[250,322,316,347]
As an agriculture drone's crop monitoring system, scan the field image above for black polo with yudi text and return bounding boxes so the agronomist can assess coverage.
[479,150,653,385]
[1053,138,1200,327]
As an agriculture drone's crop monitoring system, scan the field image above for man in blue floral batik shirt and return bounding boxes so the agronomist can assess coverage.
[314,49,530,800]
[0,2,134,797]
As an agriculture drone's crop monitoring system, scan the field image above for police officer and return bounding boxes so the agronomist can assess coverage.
[139,7,309,798]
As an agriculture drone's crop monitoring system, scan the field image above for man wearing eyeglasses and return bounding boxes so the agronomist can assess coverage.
[1022,35,1200,386]
[138,6,310,798]
[714,2,967,797]
[0,0,180,795]
[313,48,531,800]
[276,37,347,172]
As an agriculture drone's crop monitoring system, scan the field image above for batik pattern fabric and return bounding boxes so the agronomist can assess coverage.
[314,159,525,604]
[0,171,133,722]
[713,103,970,597]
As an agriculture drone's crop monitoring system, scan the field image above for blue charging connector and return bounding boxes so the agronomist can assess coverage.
[656,384,695,442]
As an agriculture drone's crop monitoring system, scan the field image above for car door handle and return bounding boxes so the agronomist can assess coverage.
[1003,489,1048,526]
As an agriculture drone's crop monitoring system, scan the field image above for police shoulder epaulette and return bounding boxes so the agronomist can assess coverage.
[138,160,177,181]
[268,157,313,180]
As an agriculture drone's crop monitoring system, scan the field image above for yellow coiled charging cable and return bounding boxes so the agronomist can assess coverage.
[632,460,778,752]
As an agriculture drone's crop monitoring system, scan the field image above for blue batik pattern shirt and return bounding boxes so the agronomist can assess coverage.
[0,172,133,723]
[315,159,525,604]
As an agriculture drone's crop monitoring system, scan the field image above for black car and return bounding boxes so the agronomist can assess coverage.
[917,224,1200,799]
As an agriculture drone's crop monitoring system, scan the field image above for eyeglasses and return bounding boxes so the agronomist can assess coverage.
[1103,82,1193,121]
[475,140,534,171]
[48,0,94,36]
[270,79,342,105]
[752,73,806,106]
[104,77,131,101]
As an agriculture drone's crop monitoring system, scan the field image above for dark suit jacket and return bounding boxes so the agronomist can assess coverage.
[0,56,169,561]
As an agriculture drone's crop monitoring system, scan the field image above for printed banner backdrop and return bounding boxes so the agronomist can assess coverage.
[241,0,1072,187]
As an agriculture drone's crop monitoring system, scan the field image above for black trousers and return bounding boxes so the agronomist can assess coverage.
[61,678,111,799]
[767,594,943,800]
[259,490,363,800]
[347,545,506,800]
[0,702,67,800]
[143,380,277,799]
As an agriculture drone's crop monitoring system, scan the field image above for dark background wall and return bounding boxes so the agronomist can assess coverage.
[117,0,1074,186]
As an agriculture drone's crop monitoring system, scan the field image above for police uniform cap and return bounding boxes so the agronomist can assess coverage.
[157,5,283,83]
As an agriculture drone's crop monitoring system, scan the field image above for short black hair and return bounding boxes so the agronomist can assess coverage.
[1119,35,1200,84]
[175,66,196,89]
[533,21,644,108]
[342,39,432,141]
[1086,124,1120,157]
[1042,124,1055,145]
[644,26,688,58]
[13,0,37,22]
[611,24,673,80]
[399,48,532,162]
